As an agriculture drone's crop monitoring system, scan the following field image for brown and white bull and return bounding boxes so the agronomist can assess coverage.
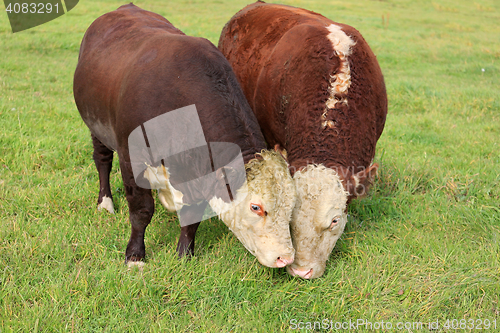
[219,2,387,278]
[73,4,296,268]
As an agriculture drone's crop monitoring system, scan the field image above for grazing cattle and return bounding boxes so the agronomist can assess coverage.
[74,4,296,268]
[219,2,387,278]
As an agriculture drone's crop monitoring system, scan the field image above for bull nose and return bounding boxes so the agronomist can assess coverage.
[276,256,294,268]
[289,266,313,279]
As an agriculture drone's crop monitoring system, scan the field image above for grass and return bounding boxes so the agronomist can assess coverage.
[0,0,499,331]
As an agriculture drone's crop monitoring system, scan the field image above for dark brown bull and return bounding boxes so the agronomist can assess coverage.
[74,4,296,268]
[219,1,387,278]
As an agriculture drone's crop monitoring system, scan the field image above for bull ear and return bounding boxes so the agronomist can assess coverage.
[348,164,378,197]
[274,144,288,161]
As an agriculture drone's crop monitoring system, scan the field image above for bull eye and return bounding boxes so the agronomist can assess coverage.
[330,216,341,230]
[250,203,265,217]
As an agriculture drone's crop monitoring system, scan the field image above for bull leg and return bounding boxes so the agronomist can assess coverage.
[92,134,115,214]
[118,158,155,263]
[176,202,208,258]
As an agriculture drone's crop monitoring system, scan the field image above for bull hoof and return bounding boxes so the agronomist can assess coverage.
[176,244,195,259]
[126,260,145,270]
[97,196,115,214]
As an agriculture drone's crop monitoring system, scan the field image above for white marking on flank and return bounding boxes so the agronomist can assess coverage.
[98,195,115,214]
[143,164,184,212]
[322,24,356,128]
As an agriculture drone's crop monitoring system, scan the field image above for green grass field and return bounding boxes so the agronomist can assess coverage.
[1,0,499,331]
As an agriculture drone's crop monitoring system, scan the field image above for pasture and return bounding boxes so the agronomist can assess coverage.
[0,0,499,331]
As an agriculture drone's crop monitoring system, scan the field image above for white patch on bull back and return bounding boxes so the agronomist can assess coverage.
[209,150,296,268]
[143,164,184,212]
[322,24,356,128]
[321,120,335,129]
[98,195,115,214]
[352,173,360,189]
[289,164,349,279]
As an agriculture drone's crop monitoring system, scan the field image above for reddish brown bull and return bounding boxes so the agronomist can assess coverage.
[219,1,387,278]
[74,4,296,268]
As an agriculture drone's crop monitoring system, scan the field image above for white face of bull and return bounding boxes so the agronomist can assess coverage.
[287,164,348,279]
[209,150,296,268]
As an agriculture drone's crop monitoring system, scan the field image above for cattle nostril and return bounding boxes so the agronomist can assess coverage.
[290,267,313,279]
[303,269,313,279]
[276,256,292,267]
